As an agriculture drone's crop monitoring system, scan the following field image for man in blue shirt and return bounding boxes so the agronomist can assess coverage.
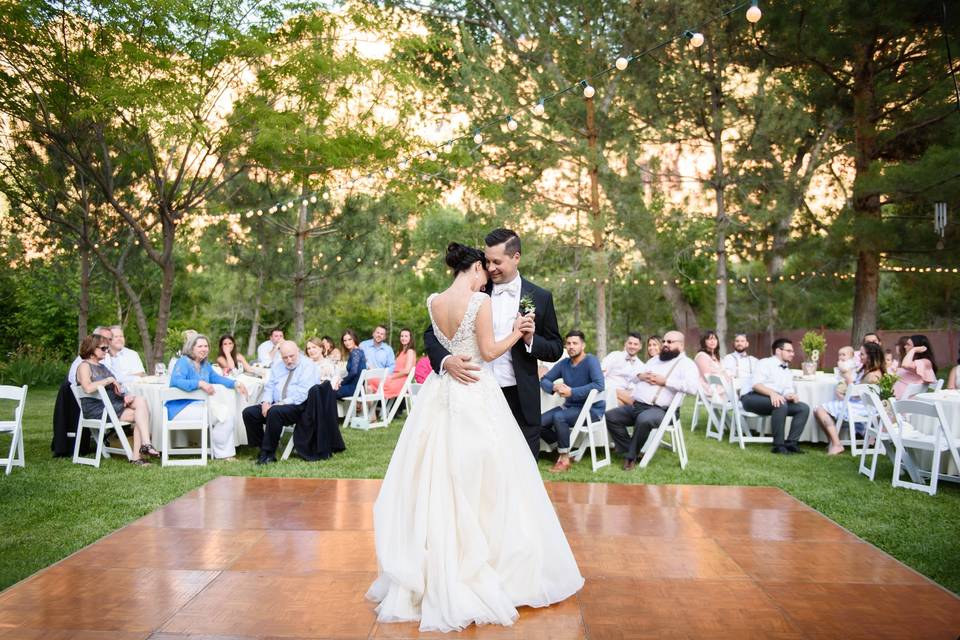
[539,330,605,473]
[242,340,317,464]
[359,325,396,373]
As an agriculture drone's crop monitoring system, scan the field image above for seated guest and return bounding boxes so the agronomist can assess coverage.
[605,330,699,471]
[601,332,643,402]
[814,342,884,455]
[894,334,938,399]
[721,332,759,384]
[741,338,811,454]
[540,330,605,473]
[894,336,910,371]
[947,346,959,390]
[336,329,367,399]
[75,333,158,465]
[216,334,250,376]
[360,324,395,373]
[257,327,284,366]
[170,333,248,461]
[107,325,145,390]
[694,329,731,398]
[855,332,882,367]
[414,355,433,384]
[835,346,857,386]
[370,328,417,399]
[242,340,317,465]
[68,326,114,384]
[646,335,662,361]
[305,336,341,387]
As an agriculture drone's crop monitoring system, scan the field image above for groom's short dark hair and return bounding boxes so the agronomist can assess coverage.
[485,228,521,256]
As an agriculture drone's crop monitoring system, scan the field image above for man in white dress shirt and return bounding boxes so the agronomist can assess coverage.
[107,325,145,389]
[67,326,114,384]
[740,337,811,454]
[721,333,759,393]
[604,330,700,470]
[257,327,285,366]
[602,332,644,404]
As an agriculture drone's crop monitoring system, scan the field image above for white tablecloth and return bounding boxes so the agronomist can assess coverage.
[912,390,960,475]
[792,373,840,443]
[127,374,264,448]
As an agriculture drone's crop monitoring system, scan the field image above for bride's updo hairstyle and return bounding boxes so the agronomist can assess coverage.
[445,242,488,275]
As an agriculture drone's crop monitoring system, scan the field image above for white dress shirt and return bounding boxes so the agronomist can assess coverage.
[750,356,796,395]
[722,351,758,379]
[629,354,700,408]
[602,350,643,391]
[110,347,145,387]
[257,340,281,366]
[486,274,527,387]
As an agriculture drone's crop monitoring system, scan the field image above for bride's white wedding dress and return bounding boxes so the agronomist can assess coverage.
[366,291,584,632]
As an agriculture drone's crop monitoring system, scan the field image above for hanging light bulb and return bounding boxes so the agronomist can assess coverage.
[280,204,287,212]
[301,199,308,206]
[321,191,330,200]
[685,30,705,47]
[268,206,277,214]
[615,56,629,71]
[426,149,437,161]
[473,131,483,145]
[746,0,762,23]
[246,210,254,218]
[506,116,518,131]
[582,80,595,98]
[256,209,263,216]
[532,99,545,116]
[309,195,317,204]
[443,141,454,153]
[398,159,408,171]
[384,167,394,180]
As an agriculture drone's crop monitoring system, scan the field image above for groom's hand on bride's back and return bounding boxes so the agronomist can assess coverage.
[443,355,482,384]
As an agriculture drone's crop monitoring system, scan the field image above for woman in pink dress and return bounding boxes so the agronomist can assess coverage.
[694,330,731,399]
[370,328,417,399]
[893,334,938,399]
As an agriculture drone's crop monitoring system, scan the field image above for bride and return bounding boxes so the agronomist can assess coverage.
[366,242,584,632]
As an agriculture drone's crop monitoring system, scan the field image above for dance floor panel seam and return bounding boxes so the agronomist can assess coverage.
[1,477,957,640]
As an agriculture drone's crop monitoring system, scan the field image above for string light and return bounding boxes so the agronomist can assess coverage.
[685,31,705,47]
[506,116,518,131]
[746,0,762,23]
[615,57,629,71]
[581,81,595,98]
[532,99,545,116]
[473,131,483,145]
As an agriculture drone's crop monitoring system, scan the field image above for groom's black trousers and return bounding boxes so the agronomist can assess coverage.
[501,385,540,460]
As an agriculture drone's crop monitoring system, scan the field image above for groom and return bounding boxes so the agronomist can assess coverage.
[424,228,564,459]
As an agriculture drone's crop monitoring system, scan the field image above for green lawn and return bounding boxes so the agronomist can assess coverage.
[2,386,959,594]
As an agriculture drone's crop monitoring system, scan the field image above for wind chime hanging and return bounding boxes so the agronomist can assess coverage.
[934,201,947,250]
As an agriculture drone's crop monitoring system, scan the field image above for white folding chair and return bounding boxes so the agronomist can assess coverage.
[835,383,879,456]
[70,385,134,467]
[858,390,893,482]
[0,385,27,475]
[160,388,209,466]
[280,422,297,460]
[691,385,725,440]
[568,388,611,472]
[929,378,944,393]
[700,375,771,449]
[888,398,960,496]
[384,368,416,425]
[638,393,688,469]
[342,368,389,430]
[900,382,929,399]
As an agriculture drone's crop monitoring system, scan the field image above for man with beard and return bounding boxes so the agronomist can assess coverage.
[722,332,759,392]
[604,330,700,470]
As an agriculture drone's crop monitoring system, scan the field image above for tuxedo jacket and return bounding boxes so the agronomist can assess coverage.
[423,277,563,426]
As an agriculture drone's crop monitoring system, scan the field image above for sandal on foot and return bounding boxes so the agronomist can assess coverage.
[129,458,151,466]
[139,444,161,458]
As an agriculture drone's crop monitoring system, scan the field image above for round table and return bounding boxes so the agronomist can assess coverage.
[791,372,840,443]
[126,374,264,448]
[912,390,960,475]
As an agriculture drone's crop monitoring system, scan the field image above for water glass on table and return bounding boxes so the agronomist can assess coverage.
[155,362,167,379]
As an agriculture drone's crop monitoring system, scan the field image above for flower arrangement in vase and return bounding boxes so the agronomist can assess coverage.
[800,331,826,376]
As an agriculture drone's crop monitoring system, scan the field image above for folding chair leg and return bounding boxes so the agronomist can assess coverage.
[281,428,295,460]
[690,395,700,432]
[4,428,19,475]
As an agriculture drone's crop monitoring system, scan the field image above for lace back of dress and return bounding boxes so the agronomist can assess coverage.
[427,291,485,360]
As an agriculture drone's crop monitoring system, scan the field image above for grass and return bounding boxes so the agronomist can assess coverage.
[1,386,959,595]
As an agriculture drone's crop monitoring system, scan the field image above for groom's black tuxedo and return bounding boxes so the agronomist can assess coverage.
[423,277,563,458]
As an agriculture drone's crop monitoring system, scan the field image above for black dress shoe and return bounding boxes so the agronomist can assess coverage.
[785,444,805,454]
[770,445,789,454]
[255,454,277,465]
[622,458,637,471]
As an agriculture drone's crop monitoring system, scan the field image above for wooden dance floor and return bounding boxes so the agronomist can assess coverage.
[1,477,958,639]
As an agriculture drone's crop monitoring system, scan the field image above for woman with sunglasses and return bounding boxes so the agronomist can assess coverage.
[75,333,158,465]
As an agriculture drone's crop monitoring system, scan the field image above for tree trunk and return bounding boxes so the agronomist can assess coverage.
[247,267,265,357]
[585,95,608,358]
[293,182,309,342]
[78,243,90,344]
[148,225,177,371]
[708,40,729,355]
[662,281,700,332]
[850,43,881,345]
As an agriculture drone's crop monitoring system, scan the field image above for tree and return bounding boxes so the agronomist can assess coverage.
[0,0,283,367]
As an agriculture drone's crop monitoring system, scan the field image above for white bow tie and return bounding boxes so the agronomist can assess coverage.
[493,281,521,296]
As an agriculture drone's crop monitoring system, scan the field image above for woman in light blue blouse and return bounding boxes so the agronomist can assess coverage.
[169,333,248,460]
[336,329,367,399]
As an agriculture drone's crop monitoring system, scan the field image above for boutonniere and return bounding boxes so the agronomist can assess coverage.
[519,293,536,316]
